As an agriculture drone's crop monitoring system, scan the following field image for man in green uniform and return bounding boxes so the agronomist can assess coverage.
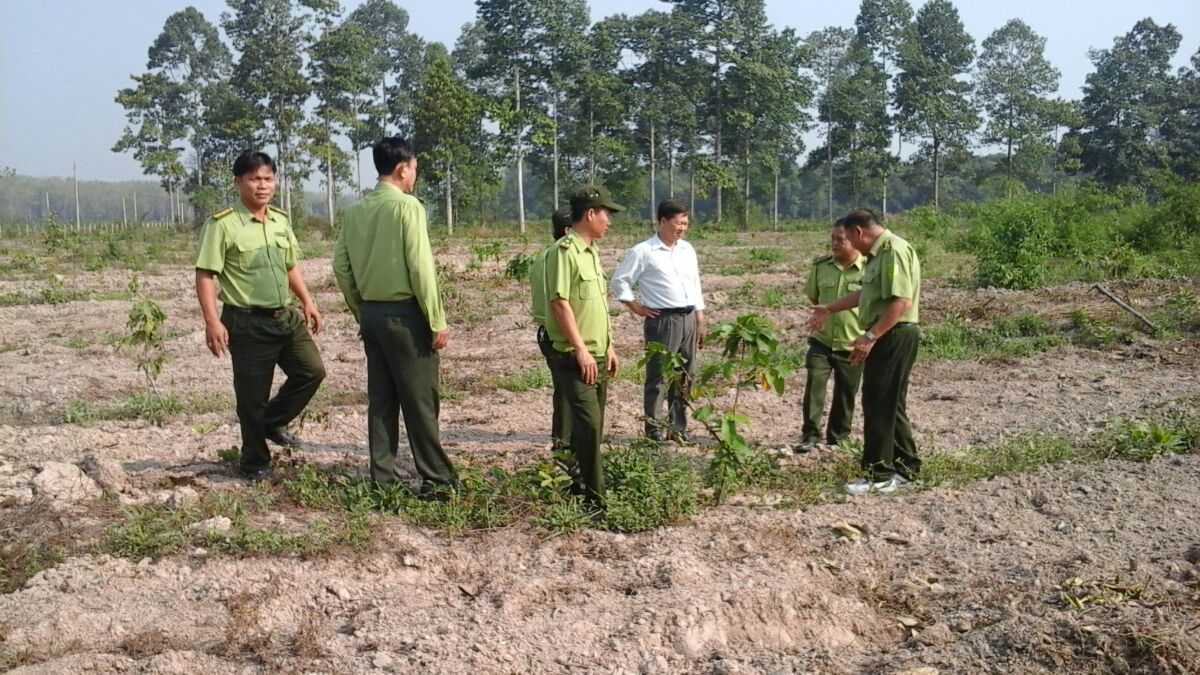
[806,209,921,494]
[332,137,458,494]
[529,208,573,452]
[545,186,623,508]
[797,219,865,453]
[195,150,326,481]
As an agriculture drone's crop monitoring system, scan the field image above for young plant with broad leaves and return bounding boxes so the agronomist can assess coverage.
[641,312,796,503]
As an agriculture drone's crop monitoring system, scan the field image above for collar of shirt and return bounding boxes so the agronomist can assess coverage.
[867,229,894,258]
[833,254,865,272]
[649,234,687,251]
[233,201,278,225]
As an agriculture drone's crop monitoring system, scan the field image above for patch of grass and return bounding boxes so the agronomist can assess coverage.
[490,365,552,392]
[921,312,1065,360]
[281,445,701,535]
[1097,418,1194,462]
[922,434,1078,487]
[102,490,372,561]
[1069,309,1134,348]
[757,286,805,309]
[60,392,184,425]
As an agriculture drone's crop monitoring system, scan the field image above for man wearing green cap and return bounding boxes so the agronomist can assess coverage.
[529,208,573,453]
[545,185,624,508]
[333,137,458,495]
[195,150,326,482]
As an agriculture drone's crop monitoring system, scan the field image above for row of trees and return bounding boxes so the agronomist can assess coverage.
[113,0,1200,230]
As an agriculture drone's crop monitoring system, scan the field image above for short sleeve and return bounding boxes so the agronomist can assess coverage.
[880,248,918,302]
[195,221,226,273]
[546,245,574,302]
[804,264,819,303]
[284,227,300,268]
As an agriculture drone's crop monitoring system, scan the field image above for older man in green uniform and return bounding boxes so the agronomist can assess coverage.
[333,137,458,494]
[545,186,623,508]
[797,219,865,453]
[195,150,326,481]
[529,208,573,453]
[806,209,921,494]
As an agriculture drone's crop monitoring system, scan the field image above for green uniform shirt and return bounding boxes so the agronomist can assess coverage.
[545,231,611,357]
[858,229,921,329]
[528,240,557,327]
[195,203,298,308]
[333,182,446,331]
[805,254,866,352]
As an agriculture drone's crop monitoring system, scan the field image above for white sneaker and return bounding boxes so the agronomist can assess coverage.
[846,476,898,495]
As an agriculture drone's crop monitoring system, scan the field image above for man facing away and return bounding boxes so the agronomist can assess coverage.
[195,150,326,481]
[806,209,922,494]
[332,137,458,496]
[545,185,623,509]
[796,219,865,453]
[610,198,706,443]
[529,208,573,453]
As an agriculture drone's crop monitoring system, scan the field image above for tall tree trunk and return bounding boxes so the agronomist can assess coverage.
[668,141,676,196]
[826,119,833,222]
[514,66,526,234]
[714,39,723,222]
[689,170,695,217]
[588,104,596,183]
[715,126,723,222]
[773,167,779,231]
[446,161,454,235]
[741,144,750,232]
[552,92,560,208]
[933,139,941,210]
[649,121,656,223]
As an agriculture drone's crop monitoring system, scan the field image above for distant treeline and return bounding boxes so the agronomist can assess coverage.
[100,0,1200,230]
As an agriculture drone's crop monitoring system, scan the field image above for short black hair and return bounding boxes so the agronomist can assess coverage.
[842,209,879,230]
[373,137,416,176]
[551,208,572,240]
[570,203,589,224]
[656,198,688,223]
[831,217,847,229]
[232,151,276,177]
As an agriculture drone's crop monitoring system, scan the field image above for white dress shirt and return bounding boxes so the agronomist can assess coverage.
[610,234,705,311]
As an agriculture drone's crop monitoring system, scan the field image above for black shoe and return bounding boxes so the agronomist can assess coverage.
[793,440,816,454]
[644,430,665,444]
[418,481,459,502]
[266,427,302,447]
[672,429,691,444]
[241,466,275,482]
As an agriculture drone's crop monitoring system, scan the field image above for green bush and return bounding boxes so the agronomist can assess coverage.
[602,447,699,533]
[972,200,1055,289]
[504,251,537,279]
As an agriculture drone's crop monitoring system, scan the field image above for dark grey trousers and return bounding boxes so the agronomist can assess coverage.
[643,312,698,438]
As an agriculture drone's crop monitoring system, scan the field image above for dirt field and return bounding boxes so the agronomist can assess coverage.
[1,228,1198,673]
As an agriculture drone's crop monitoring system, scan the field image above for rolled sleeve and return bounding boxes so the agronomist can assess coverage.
[609,246,641,302]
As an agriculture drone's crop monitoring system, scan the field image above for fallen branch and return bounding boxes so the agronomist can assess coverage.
[1091,284,1159,334]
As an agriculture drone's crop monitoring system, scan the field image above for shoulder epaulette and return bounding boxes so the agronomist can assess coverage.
[813,254,833,264]
[267,205,289,216]
[880,238,894,251]
[211,207,233,220]
[557,236,573,249]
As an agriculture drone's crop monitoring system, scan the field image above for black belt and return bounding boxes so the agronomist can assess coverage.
[652,306,695,315]
[225,305,286,317]
[893,321,917,327]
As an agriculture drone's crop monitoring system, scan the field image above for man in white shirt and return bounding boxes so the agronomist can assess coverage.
[611,199,706,442]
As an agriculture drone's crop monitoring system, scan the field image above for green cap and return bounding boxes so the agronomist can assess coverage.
[551,207,572,238]
[569,184,625,213]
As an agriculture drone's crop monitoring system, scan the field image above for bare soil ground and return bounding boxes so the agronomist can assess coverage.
[1,230,1198,673]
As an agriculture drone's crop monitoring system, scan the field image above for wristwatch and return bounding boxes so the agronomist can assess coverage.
[863,330,878,342]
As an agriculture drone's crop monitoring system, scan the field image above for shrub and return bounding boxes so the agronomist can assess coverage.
[972,200,1055,289]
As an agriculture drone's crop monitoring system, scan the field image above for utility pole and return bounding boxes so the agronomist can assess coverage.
[122,197,128,227]
[132,192,138,224]
[44,192,50,218]
[73,162,81,229]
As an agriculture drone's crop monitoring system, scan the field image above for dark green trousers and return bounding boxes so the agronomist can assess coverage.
[643,312,698,438]
[360,300,458,487]
[861,323,921,481]
[537,326,572,452]
[801,338,863,445]
[223,306,326,472]
[548,349,608,507]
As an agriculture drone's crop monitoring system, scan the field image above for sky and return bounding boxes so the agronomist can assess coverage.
[1,0,1198,182]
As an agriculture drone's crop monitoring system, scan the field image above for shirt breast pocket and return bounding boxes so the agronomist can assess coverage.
[233,239,265,269]
[577,270,598,299]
